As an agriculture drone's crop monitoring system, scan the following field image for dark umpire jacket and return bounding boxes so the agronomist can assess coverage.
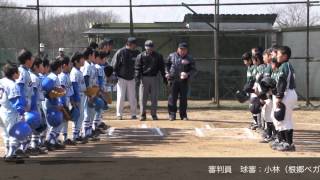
[111,47,140,80]
[166,52,196,81]
[135,51,166,81]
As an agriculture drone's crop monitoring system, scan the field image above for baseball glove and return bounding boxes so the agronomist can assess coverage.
[84,86,100,97]
[48,87,66,99]
[61,106,72,121]
[99,91,112,104]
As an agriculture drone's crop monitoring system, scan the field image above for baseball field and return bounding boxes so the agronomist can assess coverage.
[1,100,319,158]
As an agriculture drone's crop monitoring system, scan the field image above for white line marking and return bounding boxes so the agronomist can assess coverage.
[195,128,205,137]
[141,124,148,128]
[244,128,258,139]
[154,128,164,137]
[296,123,320,126]
[107,127,115,136]
[205,124,213,129]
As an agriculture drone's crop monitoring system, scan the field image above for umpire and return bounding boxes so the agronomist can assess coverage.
[166,42,196,121]
[135,40,166,121]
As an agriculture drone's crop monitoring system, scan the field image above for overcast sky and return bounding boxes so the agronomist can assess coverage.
[8,0,320,22]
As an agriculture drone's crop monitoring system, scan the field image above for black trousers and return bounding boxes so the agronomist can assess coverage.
[168,80,189,119]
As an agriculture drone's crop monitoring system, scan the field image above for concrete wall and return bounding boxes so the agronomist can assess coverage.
[280,30,320,98]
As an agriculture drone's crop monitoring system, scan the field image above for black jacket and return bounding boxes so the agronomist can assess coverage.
[166,52,196,81]
[111,47,140,80]
[135,51,166,80]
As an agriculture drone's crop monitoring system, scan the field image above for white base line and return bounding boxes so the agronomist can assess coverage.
[154,128,164,137]
[107,127,115,136]
[244,128,258,139]
[205,124,213,129]
[141,124,148,128]
[195,128,205,137]
[296,123,320,126]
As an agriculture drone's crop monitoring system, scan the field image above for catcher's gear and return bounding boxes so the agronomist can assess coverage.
[249,97,262,114]
[25,111,41,130]
[274,102,286,121]
[260,77,276,93]
[48,87,66,99]
[235,90,249,103]
[9,121,32,141]
[46,108,63,127]
[84,86,100,97]
[61,106,72,121]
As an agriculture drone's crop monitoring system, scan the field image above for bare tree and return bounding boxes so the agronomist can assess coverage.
[269,4,320,28]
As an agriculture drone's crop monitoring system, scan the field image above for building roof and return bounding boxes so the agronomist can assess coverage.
[183,14,277,24]
[279,25,320,32]
[84,14,278,36]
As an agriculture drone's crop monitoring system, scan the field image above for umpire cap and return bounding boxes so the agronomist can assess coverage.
[249,97,262,114]
[274,102,286,121]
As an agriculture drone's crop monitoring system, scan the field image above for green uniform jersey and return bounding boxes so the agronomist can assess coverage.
[272,61,296,98]
[246,65,255,83]
[263,64,272,77]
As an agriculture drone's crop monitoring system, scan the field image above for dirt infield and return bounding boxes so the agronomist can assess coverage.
[0,100,320,158]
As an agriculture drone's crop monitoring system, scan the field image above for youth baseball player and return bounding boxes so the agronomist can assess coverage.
[0,63,26,161]
[70,52,87,143]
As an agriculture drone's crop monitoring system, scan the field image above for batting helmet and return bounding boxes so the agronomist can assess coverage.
[274,102,286,121]
[46,108,63,127]
[249,97,262,114]
[42,77,55,92]
[235,90,249,103]
[9,121,32,141]
[70,107,80,122]
[25,111,41,130]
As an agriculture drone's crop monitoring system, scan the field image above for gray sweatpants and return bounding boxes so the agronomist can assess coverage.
[139,76,159,116]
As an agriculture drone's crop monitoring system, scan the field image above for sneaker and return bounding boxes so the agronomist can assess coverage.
[152,116,158,120]
[88,136,100,142]
[24,147,40,156]
[259,136,273,143]
[15,149,30,158]
[4,155,24,163]
[131,116,138,120]
[54,143,66,150]
[36,147,48,155]
[63,139,77,146]
[44,141,56,151]
[250,124,259,130]
[276,143,296,152]
[98,122,109,130]
[140,115,146,121]
[117,116,122,120]
[76,137,88,144]
[169,116,176,121]
[94,128,106,136]
[181,117,189,121]
[270,140,283,150]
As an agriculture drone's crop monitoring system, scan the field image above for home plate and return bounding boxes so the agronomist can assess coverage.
[106,127,164,139]
[194,128,259,140]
